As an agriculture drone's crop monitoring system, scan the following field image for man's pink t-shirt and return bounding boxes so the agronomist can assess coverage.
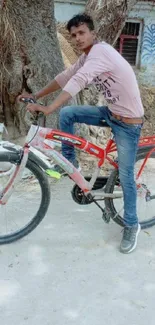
[55,42,144,118]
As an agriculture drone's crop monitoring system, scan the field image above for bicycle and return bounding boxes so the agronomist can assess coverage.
[0,97,155,244]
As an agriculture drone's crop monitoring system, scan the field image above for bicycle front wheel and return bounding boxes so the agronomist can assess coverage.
[104,147,155,229]
[0,150,50,244]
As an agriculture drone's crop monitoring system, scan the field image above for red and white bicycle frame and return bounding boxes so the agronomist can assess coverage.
[1,124,155,204]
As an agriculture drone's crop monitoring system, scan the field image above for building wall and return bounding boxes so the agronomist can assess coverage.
[128,1,155,85]
[55,0,86,22]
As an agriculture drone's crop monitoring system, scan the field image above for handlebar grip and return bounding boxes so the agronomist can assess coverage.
[20,97,36,104]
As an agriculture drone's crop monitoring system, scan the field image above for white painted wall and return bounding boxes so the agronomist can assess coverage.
[55,0,86,22]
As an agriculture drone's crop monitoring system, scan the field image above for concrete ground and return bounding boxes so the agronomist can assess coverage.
[0,177,155,325]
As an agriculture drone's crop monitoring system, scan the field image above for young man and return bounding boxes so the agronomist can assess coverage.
[20,13,144,254]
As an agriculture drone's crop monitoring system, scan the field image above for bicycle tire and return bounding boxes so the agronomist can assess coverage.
[0,150,51,244]
[104,146,155,229]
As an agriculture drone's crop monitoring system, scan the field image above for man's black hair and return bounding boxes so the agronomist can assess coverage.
[67,13,95,32]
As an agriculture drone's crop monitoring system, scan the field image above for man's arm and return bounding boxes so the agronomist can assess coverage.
[35,79,61,100]
[54,54,85,89]
[45,91,71,115]
[44,45,110,114]
[27,45,108,114]
[19,55,85,103]
[27,55,85,113]
[37,55,85,99]
[17,79,61,102]
[35,56,83,99]
[27,90,71,115]
[63,45,111,97]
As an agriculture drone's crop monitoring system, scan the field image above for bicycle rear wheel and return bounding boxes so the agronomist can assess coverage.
[0,150,50,244]
[104,147,155,229]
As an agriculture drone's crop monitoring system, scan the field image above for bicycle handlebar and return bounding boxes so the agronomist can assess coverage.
[20,97,44,125]
[20,97,36,104]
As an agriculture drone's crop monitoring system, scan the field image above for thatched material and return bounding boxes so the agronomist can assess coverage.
[57,32,78,67]
[57,22,82,57]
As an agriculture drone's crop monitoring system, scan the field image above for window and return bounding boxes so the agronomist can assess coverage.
[115,21,142,66]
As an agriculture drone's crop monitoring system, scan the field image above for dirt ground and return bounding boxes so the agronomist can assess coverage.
[1,177,155,325]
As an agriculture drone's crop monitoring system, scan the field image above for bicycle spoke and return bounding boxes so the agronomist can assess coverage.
[0,165,41,237]
[109,153,155,225]
[113,205,124,220]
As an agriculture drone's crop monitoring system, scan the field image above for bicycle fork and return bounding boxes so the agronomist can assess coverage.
[0,147,29,205]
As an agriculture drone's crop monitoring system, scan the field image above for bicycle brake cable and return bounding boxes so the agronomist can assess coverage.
[20,97,45,145]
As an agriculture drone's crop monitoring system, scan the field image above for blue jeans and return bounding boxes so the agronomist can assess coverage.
[59,105,142,226]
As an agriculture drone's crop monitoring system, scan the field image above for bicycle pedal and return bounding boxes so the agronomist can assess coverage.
[45,169,62,179]
[102,209,110,223]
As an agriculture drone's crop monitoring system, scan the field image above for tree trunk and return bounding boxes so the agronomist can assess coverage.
[85,0,138,45]
[0,0,64,139]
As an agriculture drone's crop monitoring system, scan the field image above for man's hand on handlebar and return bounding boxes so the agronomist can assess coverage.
[26,102,45,113]
[26,102,49,115]
[17,96,49,115]
[17,90,70,116]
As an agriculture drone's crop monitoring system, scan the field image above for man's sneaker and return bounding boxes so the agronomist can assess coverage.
[51,159,81,176]
[120,224,141,254]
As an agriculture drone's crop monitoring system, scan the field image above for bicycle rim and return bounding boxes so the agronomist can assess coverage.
[0,151,50,243]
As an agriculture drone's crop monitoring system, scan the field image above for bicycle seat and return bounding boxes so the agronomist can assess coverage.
[100,120,110,128]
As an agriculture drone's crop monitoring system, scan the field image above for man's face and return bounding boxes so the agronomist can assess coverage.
[70,23,96,52]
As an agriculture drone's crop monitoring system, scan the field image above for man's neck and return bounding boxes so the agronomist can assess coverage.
[83,40,99,55]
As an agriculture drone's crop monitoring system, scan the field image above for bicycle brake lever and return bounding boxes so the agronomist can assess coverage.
[36,112,44,118]
[31,111,45,126]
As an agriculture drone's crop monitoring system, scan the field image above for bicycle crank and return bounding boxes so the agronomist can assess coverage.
[71,176,108,205]
[71,177,110,223]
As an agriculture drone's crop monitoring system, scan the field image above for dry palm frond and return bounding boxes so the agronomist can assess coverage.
[57,22,82,57]
[57,32,78,65]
